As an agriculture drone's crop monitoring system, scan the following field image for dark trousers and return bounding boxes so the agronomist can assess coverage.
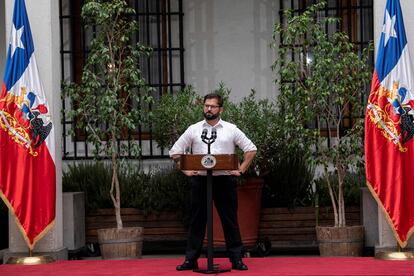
[185,175,243,262]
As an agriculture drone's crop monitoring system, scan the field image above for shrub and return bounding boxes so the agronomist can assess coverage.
[262,150,314,208]
[63,162,191,222]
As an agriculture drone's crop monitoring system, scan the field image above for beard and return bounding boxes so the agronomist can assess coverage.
[203,112,219,121]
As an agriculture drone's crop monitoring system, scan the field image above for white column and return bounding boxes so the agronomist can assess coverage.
[4,0,66,260]
[377,206,414,251]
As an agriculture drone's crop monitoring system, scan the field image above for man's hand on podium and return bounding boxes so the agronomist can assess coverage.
[229,170,243,176]
[182,170,199,176]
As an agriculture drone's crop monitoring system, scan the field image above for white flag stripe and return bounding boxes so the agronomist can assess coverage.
[8,54,55,162]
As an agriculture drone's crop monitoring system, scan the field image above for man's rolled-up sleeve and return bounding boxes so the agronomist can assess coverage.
[234,127,257,153]
[169,127,193,157]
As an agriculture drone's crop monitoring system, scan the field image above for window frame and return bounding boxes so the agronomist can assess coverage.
[59,0,185,160]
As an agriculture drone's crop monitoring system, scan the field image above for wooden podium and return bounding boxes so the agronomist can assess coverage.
[179,154,239,274]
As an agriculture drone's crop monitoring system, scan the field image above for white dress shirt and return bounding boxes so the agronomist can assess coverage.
[169,119,257,175]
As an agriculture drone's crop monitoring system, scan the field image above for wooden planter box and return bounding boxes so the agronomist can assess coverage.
[86,206,360,253]
[86,208,188,253]
[258,206,361,251]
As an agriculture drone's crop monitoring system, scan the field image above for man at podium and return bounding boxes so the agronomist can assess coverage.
[170,93,257,271]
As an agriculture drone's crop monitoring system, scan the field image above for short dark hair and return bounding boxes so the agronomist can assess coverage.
[203,93,223,107]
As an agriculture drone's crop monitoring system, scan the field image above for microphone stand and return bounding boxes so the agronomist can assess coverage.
[194,130,230,274]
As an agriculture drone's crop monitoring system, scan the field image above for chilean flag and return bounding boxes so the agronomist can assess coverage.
[365,0,414,248]
[0,0,56,249]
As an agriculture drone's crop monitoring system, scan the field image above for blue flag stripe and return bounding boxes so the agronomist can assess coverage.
[3,0,35,91]
[375,0,407,82]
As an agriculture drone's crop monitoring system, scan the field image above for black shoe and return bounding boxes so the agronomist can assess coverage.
[176,260,198,271]
[232,260,248,270]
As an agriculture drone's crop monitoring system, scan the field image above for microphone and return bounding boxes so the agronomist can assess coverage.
[211,128,217,140]
[201,128,208,140]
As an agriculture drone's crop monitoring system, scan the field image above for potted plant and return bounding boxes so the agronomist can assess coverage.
[62,0,152,259]
[272,2,372,256]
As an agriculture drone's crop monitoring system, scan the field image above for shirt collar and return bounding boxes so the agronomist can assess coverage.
[202,118,223,128]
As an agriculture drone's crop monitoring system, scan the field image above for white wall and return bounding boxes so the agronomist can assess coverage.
[183,0,278,101]
[0,1,6,78]
[400,0,414,56]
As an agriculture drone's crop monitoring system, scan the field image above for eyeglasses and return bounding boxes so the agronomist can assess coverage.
[204,104,221,109]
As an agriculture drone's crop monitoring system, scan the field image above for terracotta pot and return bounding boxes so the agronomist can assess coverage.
[316,225,364,256]
[209,177,264,247]
[97,226,144,259]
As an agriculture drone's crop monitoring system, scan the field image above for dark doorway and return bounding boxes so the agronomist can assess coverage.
[0,200,9,250]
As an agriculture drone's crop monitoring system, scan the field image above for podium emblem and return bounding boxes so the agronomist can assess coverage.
[201,154,217,169]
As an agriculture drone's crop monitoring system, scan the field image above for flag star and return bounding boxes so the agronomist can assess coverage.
[10,24,25,57]
[382,10,397,47]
